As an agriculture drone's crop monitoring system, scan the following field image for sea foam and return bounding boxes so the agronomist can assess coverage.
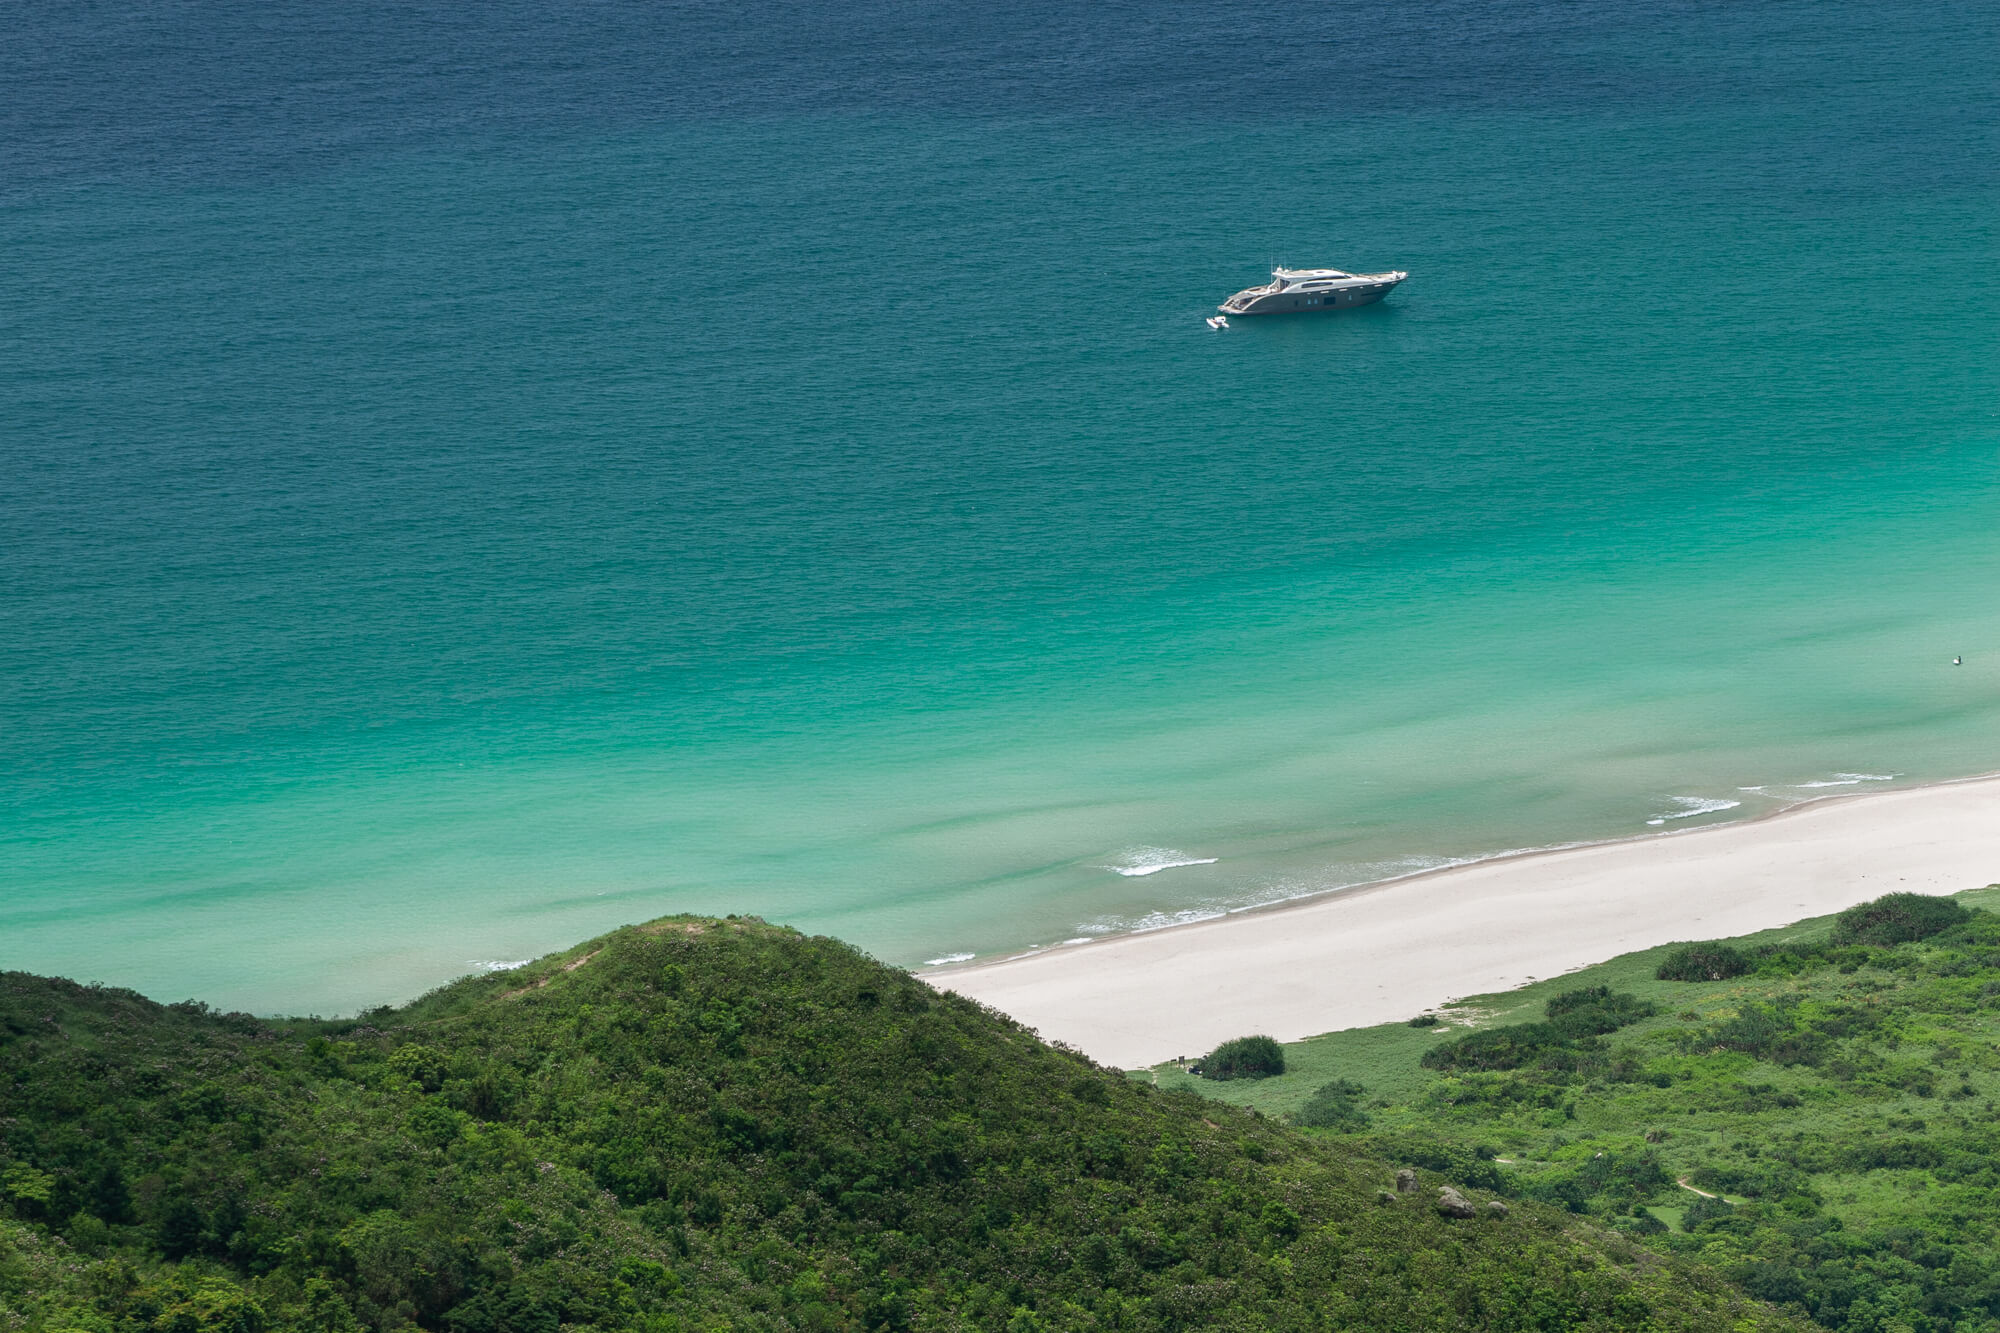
[922,952,975,967]
[1645,796,1742,826]
[1106,846,1219,877]
[1129,906,1229,932]
[1741,773,1897,793]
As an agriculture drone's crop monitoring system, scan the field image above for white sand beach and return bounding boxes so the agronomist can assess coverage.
[923,776,2000,1069]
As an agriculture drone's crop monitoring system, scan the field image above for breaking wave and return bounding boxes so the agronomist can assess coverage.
[1106,846,1219,877]
[1645,796,1742,826]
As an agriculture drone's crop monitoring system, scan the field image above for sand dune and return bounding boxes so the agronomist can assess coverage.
[923,776,2000,1068]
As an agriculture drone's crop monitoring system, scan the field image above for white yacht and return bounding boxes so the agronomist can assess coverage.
[1219,266,1407,316]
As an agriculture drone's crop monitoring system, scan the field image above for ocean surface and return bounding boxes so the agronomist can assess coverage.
[4,0,1998,1015]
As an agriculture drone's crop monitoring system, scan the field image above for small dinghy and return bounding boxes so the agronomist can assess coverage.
[1206,315,1229,329]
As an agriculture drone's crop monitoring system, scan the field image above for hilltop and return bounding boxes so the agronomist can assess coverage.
[1,916,1802,1331]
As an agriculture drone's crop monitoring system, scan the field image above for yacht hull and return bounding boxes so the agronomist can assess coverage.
[1219,273,1404,316]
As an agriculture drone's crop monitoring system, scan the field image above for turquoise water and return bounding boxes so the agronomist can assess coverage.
[5,1,1999,1013]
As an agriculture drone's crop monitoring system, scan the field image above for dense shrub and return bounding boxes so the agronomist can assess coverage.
[1725,1082,1802,1112]
[1688,1161,1811,1202]
[1697,1001,1825,1065]
[0,922,1818,1333]
[1523,1151,1672,1214]
[1544,985,1615,1018]
[1197,1034,1285,1080]
[1621,1208,1668,1235]
[1657,943,1753,982]
[1831,893,1971,946]
[1545,986,1657,1036]
[1365,1134,1507,1193]
[1201,898,2000,1331]
[1845,1138,1945,1171]
[1292,1079,1371,1130]
[1423,989,1655,1073]
[1681,1193,1735,1232]
[1422,1022,1586,1073]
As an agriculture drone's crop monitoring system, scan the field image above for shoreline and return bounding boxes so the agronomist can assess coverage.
[921,771,2000,1068]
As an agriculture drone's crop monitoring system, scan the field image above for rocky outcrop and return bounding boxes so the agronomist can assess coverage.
[1436,1187,1477,1219]
[1394,1168,1418,1194]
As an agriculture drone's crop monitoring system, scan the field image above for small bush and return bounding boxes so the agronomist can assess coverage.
[1621,1208,1668,1235]
[387,1043,450,1092]
[1544,985,1615,1018]
[1198,1035,1285,1081]
[1421,1023,1583,1073]
[1366,1135,1506,1192]
[1545,986,1656,1036]
[1408,1014,1439,1028]
[1699,1002,1823,1065]
[1292,1079,1370,1131]
[1656,943,1753,982]
[1419,987,1657,1075]
[1681,1193,1734,1231]
[1831,893,1970,947]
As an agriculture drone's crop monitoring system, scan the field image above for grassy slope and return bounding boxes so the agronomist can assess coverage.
[0,917,1805,1333]
[1151,887,2000,1332]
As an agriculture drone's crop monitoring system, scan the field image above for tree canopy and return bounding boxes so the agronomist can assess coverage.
[0,916,1803,1332]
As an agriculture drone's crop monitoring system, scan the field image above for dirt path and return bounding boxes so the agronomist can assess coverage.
[502,947,602,999]
[1675,1176,1725,1200]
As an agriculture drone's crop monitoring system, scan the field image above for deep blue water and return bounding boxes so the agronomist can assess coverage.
[4,0,1998,1013]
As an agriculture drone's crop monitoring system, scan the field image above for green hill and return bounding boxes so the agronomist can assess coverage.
[1,916,1803,1332]
[1153,889,2000,1332]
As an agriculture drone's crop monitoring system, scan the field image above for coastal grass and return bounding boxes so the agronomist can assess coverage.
[1152,885,2000,1332]
[1147,886,2000,1114]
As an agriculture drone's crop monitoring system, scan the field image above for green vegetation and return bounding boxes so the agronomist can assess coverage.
[1656,944,1753,983]
[1419,986,1658,1079]
[0,917,1803,1332]
[1194,1035,1284,1081]
[1289,1081,1370,1132]
[1832,893,1971,947]
[1154,888,2000,1333]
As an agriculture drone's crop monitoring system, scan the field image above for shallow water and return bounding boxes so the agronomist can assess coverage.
[4,0,1998,1012]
